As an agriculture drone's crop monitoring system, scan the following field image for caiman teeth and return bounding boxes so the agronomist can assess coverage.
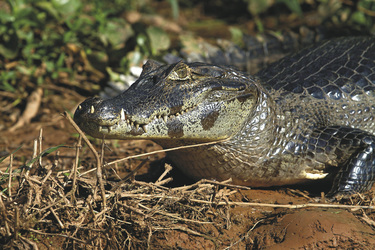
[96,105,197,134]
[100,123,147,133]
[142,125,147,133]
[120,108,126,121]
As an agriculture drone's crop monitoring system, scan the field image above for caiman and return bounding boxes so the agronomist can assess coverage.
[74,37,375,196]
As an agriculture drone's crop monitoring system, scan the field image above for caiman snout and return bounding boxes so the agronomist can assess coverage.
[74,97,124,135]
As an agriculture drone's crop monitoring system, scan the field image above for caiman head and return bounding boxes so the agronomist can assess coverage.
[74,60,262,143]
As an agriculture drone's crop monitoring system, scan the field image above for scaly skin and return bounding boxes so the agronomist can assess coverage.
[74,37,375,195]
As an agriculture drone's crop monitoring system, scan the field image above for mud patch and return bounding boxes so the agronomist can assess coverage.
[252,209,375,249]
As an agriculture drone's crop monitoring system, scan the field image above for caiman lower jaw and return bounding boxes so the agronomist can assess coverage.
[82,105,199,139]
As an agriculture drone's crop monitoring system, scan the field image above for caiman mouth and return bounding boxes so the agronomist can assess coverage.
[74,95,201,139]
[92,105,197,134]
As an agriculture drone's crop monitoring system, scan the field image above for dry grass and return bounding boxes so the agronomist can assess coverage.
[1,112,375,249]
[0,113,245,249]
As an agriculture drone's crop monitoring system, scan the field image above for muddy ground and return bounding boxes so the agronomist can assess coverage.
[1,77,375,249]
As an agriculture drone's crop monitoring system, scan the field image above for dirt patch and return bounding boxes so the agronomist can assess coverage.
[252,209,375,249]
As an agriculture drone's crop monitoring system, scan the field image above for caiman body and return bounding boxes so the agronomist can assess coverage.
[74,37,375,195]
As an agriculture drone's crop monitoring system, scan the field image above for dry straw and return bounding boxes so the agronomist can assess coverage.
[0,111,374,248]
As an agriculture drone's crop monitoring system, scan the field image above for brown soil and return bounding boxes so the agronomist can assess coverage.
[1,90,375,249]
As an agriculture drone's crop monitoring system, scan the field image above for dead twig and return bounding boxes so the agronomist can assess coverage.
[0,195,11,237]
[8,154,13,200]
[195,179,252,191]
[172,178,241,192]
[360,210,375,227]
[69,135,82,204]
[133,180,170,191]
[154,177,173,186]
[38,128,43,166]
[63,111,106,208]
[103,138,231,168]
[25,139,38,178]
[49,206,65,229]
[119,192,375,210]
[155,164,173,185]
[19,235,39,249]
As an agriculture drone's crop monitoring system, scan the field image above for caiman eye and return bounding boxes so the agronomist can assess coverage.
[169,67,189,80]
[168,62,190,81]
